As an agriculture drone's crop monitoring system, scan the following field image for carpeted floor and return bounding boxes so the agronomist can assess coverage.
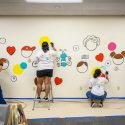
[27,116,125,125]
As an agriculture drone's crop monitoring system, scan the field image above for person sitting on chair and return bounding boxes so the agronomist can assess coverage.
[34,42,57,101]
[0,59,7,104]
[86,68,109,107]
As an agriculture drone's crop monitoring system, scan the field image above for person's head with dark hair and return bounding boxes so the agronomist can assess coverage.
[94,69,102,78]
[42,41,49,53]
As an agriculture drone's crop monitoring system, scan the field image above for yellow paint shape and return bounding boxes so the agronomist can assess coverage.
[13,64,23,75]
[39,36,50,46]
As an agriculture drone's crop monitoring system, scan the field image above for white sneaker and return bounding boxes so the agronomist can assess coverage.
[91,102,96,107]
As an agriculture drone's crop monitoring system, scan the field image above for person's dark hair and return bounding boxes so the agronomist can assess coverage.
[94,69,101,78]
[0,63,3,66]
[42,42,49,53]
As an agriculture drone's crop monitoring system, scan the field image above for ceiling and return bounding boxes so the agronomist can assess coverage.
[0,0,125,15]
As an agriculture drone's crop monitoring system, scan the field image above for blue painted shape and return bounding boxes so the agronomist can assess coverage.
[61,62,67,67]
[20,62,27,69]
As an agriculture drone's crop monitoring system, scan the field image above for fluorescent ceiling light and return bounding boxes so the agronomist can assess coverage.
[25,0,83,3]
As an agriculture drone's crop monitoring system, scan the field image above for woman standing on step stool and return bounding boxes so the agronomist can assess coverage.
[86,68,109,107]
[34,42,57,101]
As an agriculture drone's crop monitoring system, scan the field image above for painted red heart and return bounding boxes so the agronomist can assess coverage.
[7,46,16,55]
[54,77,63,85]
[95,53,104,62]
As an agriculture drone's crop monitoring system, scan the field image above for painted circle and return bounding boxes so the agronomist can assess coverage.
[20,62,27,69]
[21,50,33,58]
[112,54,124,65]
[76,61,88,73]
[86,41,98,51]
[73,45,79,52]
[0,37,6,44]
[32,61,38,67]
[108,42,116,51]
[13,64,23,75]
[105,60,111,67]
[11,75,17,82]
[39,36,50,46]
[2,59,9,70]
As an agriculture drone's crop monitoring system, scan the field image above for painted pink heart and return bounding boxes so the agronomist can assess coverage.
[95,53,104,62]
[7,46,16,55]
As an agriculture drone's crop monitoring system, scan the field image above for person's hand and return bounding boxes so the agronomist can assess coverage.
[50,42,54,47]
[105,71,109,75]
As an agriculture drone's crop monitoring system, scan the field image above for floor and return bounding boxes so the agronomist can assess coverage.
[27,116,125,125]
[16,99,125,119]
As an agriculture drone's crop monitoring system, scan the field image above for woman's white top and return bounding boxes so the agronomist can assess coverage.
[89,77,108,96]
[34,49,57,71]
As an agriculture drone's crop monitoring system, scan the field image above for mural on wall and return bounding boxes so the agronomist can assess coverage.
[108,41,125,65]
[27,59,32,63]
[7,46,16,55]
[83,35,100,51]
[95,53,104,62]
[81,54,89,59]
[73,45,79,52]
[76,61,88,73]
[108,42,117,51]
[0,58,9,70]
[0,37,6,44]
[105,60,111,67]
[114,66,119,71]
[0,29,125,98]
[21,46,36,58]
[100,66,107,71]
[32,61,37,67]
[110,51,125,65]
[11,75,17,82]
[54,77,63,85]
[56,49,72,67]
[13,62,27,75]
[39,36,50,46]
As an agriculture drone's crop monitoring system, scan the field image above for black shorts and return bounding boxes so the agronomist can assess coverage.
[36,69,53,77]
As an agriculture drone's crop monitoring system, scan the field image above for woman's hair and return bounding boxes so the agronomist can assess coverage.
[42,42,49,53]
[94,69,101,78]
[0,63,3,66]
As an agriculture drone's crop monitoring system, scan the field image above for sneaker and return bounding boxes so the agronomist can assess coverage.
[91,102,95,107]
[99,101,103,107]
[43,97,48,101]
[37,97,41,100]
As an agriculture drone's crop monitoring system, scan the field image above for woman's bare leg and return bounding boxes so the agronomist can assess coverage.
[37,77,44,97]
[44,76,51,98]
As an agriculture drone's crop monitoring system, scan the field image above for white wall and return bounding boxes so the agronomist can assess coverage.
[0,16,125,98]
